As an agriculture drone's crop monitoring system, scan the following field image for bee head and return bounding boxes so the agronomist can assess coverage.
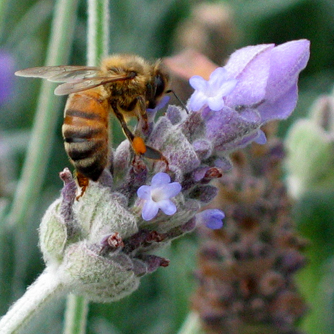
[147,61,170,109]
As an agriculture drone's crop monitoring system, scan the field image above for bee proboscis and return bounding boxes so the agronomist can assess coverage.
[16,54,170,194]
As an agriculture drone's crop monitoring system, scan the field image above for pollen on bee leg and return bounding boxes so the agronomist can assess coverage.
[132,136,147,155]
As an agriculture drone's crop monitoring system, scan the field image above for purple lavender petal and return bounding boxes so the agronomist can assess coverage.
[137,185,152,200]
[158,199,177,215]
[224,44,274,107]
[258,40,310,122]
[188,68,238,112]
[208,95,225,111]
[224,44,274,77]
[219,78,238,96]
[188,91,208,111]
[266,40,310,100]
[159,182,182,199]
[259,84,298,122]
[209,68,232,87]
[142,200,159,221]
[189,75,208,91]
[151,172,171,186]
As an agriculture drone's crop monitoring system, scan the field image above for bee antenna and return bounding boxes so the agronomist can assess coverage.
[166,89,189,114]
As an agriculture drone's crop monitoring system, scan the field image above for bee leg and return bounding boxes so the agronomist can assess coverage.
[111,102,137,147]
[112,102,147,155]
[75,172,89,200]
[135,96,149,132]
[112,102,168,169]
[143,145,169,171]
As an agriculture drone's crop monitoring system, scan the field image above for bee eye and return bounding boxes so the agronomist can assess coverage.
[154,74,165,98]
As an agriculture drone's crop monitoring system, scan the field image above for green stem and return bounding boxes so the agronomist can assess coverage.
[87,0,109,65]
[0,0,8,42]
[6,0,79,228]
[177,312,204,334]
[62,1,109,333]
[63,295,89,334]
[0,269,68,334]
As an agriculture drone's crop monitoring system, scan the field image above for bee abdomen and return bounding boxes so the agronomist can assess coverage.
[63,129,108,181]
[65,138,105,161]
[63,91,110,181]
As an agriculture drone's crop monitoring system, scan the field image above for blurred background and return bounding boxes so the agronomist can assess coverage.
[1,0,334,333]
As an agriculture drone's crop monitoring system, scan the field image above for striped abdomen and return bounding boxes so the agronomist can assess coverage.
[62,89,110,181]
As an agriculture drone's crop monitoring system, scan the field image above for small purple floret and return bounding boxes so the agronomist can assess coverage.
[188,67,238,111]
[137,172,182,221]
[196,209,225,229]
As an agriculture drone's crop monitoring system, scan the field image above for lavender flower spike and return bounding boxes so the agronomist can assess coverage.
[137,172,182,221]
[4,40,309,330]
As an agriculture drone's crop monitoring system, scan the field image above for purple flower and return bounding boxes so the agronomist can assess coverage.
[188,40,310,121]
[0,50,14,105]
[188,67,238,111]
[186,40,310,153]
[224,39,310,122]
[137,172,182,221]
[196,209,225,229]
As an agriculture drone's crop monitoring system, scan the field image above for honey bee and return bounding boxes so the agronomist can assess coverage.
[16,54,169,191]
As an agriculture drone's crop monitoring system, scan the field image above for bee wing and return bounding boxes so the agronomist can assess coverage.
[15,66,101,82]
[16,66,136,96]
[54,73,136,95]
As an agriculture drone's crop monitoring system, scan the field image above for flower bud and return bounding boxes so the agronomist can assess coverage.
[39,199,69,265]
[72,183,138,243]
[60,241,140,302]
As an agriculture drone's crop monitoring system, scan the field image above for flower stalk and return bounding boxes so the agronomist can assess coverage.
[177,312,204,334]
[0,269,68,334]
[63,295,89,334]
[87,0,109,66]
